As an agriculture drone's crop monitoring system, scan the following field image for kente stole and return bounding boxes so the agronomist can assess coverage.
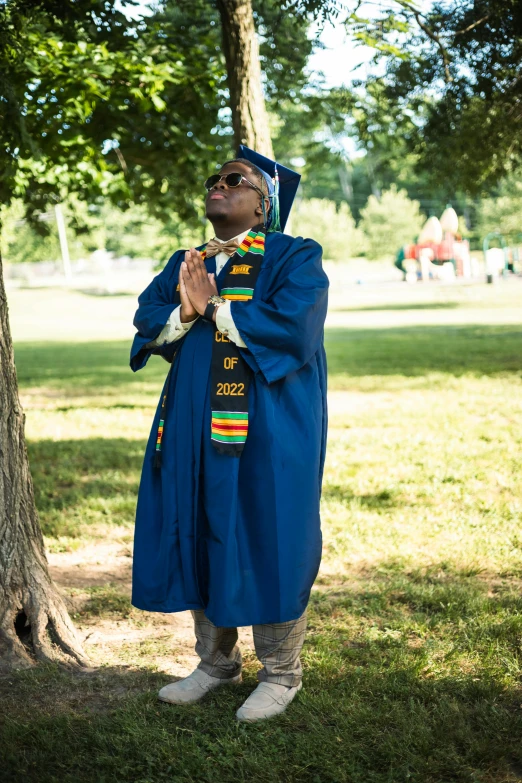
[154,228,265,465]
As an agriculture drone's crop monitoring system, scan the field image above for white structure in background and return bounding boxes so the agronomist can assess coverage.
[6,252,156,294]
[440,206,459,235]
[418,216,443,245]
[91,248,115,294]
[439,207,471,277]
[5,202,157,293]
[485,248,506,281]
[417,216,443,281]
[54,204,73,281]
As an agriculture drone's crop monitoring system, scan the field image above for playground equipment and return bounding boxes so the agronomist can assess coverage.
[483,232,522,283]
[509,233,522,272]
[483,233,507,284]
[395,207,471,283]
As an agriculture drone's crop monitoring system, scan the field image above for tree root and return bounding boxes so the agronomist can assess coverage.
[0,623,34,671]
[0,584,92,673]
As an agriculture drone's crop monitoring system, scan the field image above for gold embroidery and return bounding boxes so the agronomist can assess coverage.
[224,357,239,369]
[230,264,253,275]
[176,283,180,291]
[215,331,230,343]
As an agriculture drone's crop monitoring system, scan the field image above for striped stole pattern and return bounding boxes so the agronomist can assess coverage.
[210,229,265,453]
[211,411,249,445]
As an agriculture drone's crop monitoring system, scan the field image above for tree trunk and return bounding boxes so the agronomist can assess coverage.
[0,240,89,672]
[216,0,274,158]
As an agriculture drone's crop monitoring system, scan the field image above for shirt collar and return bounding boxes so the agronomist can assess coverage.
[214,229,250,245]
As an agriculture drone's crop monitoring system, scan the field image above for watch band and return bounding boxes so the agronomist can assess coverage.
[203,294,226,323]
[203,302,217,322]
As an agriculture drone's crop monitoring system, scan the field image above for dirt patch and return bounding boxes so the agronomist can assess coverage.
[47,535,256,678]
[0,534,260,721]
[48,537,133,589]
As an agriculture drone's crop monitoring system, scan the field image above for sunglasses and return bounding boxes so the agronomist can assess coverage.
[204,172,265,196]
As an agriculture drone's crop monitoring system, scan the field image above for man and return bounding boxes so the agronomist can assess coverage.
[130,146,328,722]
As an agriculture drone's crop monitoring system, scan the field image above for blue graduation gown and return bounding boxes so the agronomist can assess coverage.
[130,232,328,627]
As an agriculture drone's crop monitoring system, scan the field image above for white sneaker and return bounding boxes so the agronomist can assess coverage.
[158,668,242,705]
[236,681,302,722]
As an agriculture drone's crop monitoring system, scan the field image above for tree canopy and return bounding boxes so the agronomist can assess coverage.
[0,0,335,228]
[3,0,522,228]
[0,0,225,225]
[348,0,522,194]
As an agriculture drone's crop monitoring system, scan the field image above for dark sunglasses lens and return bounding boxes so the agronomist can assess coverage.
[204,175,221,191]
[225,173,243,187]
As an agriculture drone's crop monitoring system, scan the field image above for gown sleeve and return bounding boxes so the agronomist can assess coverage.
[130,250,184,372]
[230,237,329,384]
[147,305,199,347]
[215,300,247,348]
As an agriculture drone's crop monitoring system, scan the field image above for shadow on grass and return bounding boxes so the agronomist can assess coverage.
[311,564,522,625]
[0,662,170,721]
[78,584,134,619]
[14,323,522,400]
[28,438,144,537]
[326,323,522,378]
[322,485,399,510]
[338,302,460,313]
[2,566,522,782]
[15,339,167,392]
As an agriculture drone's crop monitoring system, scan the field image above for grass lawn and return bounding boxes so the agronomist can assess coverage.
[2,280,522,782]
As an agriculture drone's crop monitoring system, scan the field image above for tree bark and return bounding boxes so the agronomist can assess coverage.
[0,238,89,672]
[216,0,274,158]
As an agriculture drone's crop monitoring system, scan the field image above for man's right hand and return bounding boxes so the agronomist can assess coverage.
[179,254,198,322]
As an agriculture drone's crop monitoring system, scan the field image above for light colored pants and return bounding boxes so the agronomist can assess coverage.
[191,610,307,688]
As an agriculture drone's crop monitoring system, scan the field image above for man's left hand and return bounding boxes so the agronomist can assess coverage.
[182,248,218,315]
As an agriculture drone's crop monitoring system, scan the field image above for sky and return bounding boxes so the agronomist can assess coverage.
[117,0,378,90]
[115,0,414,161]
[307,14,380,89]
[309,0,434,88]
[118,1,439,92]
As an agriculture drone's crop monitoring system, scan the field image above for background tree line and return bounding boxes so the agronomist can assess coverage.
[5,175,521,265]
[3,1,520,268]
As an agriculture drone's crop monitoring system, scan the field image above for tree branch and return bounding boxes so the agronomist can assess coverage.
[412,9,452,84]
[114,146,128,174]
[454,15,490,36]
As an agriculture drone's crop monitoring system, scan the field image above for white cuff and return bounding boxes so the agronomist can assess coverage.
[215,300,247,348]
[147,305,198,347]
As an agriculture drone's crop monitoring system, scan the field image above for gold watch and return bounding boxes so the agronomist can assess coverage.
[203,294,226,322]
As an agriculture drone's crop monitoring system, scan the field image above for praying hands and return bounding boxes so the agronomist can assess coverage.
[179,248,218,322]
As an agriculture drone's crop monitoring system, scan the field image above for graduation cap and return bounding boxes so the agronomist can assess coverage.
[237,145,301,232]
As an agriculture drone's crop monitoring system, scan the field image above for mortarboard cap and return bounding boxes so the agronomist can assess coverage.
[237,145,301,232]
